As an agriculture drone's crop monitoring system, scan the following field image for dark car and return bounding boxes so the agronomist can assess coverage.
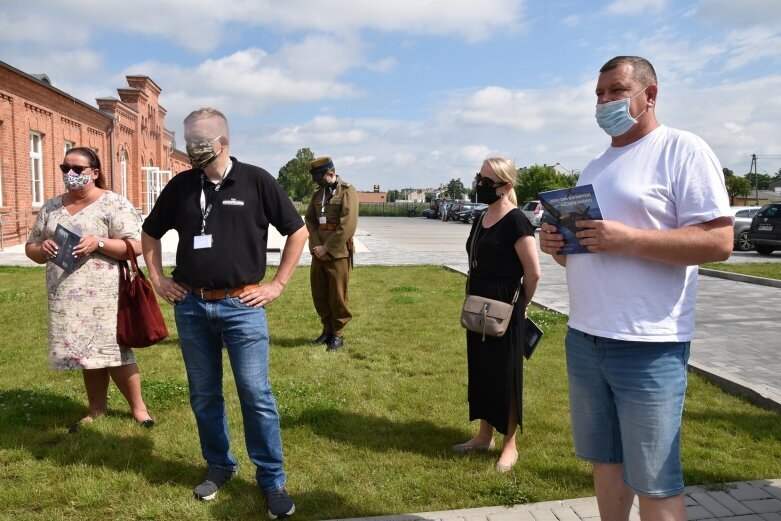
[748,203,781,255]
[455,203,488,224]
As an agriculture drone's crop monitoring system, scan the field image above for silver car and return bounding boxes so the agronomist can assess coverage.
[731,206,762,251]
[521,200,541,227]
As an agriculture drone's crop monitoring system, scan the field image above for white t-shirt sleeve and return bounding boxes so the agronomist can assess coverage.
[673,137,732,228]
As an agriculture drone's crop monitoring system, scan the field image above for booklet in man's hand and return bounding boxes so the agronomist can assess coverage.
[51,224,82,273]
[538,184,603,254]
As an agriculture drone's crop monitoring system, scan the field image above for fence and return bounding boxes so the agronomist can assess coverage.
[292,201,424,217]
[2,201,427,250]
[0,210,36,251]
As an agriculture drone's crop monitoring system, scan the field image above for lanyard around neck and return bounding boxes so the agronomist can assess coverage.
[320,181,337,215]
[199,172,227,234]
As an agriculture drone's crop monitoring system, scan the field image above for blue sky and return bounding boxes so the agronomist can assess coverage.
[2,0,780,191]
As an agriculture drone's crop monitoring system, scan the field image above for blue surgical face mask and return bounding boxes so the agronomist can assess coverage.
[595,87,648,137]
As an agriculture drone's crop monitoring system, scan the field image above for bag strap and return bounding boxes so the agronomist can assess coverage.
[465,211,486,295]
[119,239,145,281]
[466,211,523,303]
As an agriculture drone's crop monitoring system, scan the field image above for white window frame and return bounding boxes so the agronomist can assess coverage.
[0,123,3,207]
[64,140,74,156]
[30,132,44,206]
[120,151,128,198]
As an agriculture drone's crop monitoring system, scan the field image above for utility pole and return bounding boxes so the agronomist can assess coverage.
[750,153,758,204]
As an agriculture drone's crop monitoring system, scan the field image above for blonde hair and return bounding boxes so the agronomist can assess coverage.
[483,157,518,205]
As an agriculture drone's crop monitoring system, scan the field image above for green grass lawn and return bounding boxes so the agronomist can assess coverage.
[701,261,781,280]
[1,265,779,521]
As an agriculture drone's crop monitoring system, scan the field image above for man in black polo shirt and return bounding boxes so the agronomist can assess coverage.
[141,107,307,520]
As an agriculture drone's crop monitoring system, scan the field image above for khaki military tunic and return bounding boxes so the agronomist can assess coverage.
[305,177,358,336]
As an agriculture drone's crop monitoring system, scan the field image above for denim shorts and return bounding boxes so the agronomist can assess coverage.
[565,328,690,497]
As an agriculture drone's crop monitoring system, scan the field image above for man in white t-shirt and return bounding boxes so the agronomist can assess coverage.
[540,56,733,521]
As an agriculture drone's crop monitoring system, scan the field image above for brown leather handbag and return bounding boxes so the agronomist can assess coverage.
[117,239,168,348]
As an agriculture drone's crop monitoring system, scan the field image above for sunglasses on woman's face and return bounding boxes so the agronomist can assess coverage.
[59,164,92,174]
[475,173,508,188]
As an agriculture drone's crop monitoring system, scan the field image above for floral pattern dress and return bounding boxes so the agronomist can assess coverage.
[27,191,142,370]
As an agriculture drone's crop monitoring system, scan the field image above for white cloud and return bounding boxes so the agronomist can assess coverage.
[341,156,376,167]
[661,75,781,172]
[606,0,667,16]
[367,57,399,73]
[697,0,781,27]
[269,116,369,147]
[0,11,88,47]
[119,40,362,123]
[224,0,526,43]
[722,27,781,70]
[451,84,594,133]
[459,145,498,163]
[4,0,526,53]
[560,15,581,28]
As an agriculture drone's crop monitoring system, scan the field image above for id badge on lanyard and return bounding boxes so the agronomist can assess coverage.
[197,174,223,249]
[319,188,329,224]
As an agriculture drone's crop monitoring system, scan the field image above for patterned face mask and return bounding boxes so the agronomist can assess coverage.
[186,136,223,169]
[62,170,93,190]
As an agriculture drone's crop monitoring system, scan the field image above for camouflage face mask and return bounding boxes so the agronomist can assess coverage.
[186,136,222,169]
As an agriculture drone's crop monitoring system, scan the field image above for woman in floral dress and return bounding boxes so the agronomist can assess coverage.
[25,147,154,432]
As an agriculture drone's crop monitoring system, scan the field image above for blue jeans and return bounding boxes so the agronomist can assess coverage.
[174,292,286,492]
[565,328,690,497]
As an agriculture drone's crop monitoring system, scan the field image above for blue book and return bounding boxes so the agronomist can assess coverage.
[538,184,603,254]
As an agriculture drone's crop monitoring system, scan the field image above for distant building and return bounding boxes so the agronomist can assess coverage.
[357,191,387,203]
[405,190,426,203]
[550,162,579,177]
[0,60,189,249]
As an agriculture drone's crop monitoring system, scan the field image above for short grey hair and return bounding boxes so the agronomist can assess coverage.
[183,108,230,139]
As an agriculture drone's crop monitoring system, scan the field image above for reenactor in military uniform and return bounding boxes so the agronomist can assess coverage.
[305,157,358,351]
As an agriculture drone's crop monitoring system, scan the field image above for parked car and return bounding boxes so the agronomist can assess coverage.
[454,203,488,224]
[533,207,551,228]
[521,200,542,227]
[730,206,762,251]
[748,203,781,255]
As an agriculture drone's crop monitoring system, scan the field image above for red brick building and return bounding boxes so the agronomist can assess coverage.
[0,60,189,249]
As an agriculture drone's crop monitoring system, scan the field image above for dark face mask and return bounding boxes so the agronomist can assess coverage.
[475,184,502,205]
[311,171,327,186]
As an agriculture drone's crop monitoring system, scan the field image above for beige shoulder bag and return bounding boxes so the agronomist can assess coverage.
[460,212,522,341]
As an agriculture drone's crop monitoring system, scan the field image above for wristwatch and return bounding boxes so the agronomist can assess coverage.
[98,238,105,250]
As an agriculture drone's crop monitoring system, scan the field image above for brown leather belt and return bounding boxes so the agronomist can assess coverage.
[319,223,337,231]
[186,283,259,301]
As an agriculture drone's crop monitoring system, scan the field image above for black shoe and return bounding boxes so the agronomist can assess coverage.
[312,331,332,345]
[264,486,295,519]
[193,467,236,501]
[326,336,344,351]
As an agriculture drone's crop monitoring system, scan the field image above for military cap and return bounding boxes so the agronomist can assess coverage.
[310,156,335,176]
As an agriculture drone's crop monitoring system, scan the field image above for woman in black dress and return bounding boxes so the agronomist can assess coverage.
[453,157,541,472]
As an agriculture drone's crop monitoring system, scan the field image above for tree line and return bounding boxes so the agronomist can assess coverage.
[277,148,732,205]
